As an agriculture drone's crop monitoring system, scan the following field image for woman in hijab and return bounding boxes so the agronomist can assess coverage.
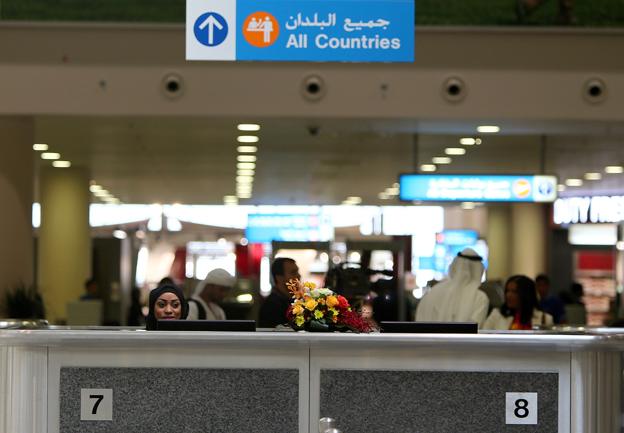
[415,248,489,327]
[483,275,553,330]
[145,284,189,330]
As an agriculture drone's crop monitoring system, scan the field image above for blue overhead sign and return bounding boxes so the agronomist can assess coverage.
[246,213,334,243]
[399,174,558,203]
[186,0,415,62]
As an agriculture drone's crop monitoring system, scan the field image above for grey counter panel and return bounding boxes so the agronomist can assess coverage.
[320,369,558,433]
[60,367,298,433]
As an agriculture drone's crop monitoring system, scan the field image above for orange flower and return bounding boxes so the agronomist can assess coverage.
[287,279,305,299]
[304,297,318,311]
[325,295,339,308]
[292,303,304,315]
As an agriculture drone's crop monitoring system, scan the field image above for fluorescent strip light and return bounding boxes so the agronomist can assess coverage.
[460,138,476,146]
[89,185,103,193]
[237,162,256,170]
[52,160,71,168]
[237,135,259,143]
[345,196,362,204]
[378,193,391,200]
[477,125,500,133]
[33,143,48,151]
[236,176,254,184]
[420,164,437,172]
[445,148,466,156]
[584,172,602,181]
[385,187,399,195]
[605,166,624,174]
[237,155,257,163]
[237,169,255,176]
[237,193,252,199]
[94,190,110,197]
[237,124,261,132]
[237,146,258,153]
[565,178,583,187]
[432,157,452,164]
[41,152,60,160]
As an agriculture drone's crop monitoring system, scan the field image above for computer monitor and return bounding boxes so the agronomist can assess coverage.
[156,320,256,332]
[380,321,478,334]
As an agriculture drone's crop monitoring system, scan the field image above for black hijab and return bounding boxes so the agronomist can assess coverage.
[145,284,189,330]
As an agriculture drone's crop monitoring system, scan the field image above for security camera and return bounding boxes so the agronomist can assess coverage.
[442,76,467,103]
[583,78,607,104]
[307,125,320,136]
[301,74,326,101]
[161,72,184,99]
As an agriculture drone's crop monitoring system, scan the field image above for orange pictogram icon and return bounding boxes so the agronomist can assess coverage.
[243,12,280,47]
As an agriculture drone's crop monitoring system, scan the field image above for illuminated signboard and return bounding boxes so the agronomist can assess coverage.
[399,174,557,203]
[554,196,624,224]
[245,213,333,243]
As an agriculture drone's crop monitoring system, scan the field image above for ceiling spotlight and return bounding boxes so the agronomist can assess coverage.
[565,178,583,187]
[378,192,391,200]
[605,166,624,174]
[237,135,259,143]
[445,148,466,156]
[237,155,257,163]
[237,169,255,176]
[461,202,476,210]
[237,124,261,132]
[237,193,252,199]
[477,125,500,133]
[237,162,256,170]
[584,172,602,181]
[460,138,476,146]
[41,152,60,160]
[237,146,258,153]
[432,157,452,164]
[420,164,437,172]
[344,196,362,204]
[52,160,71,168]
[89,185,103,193]
[236,176,254,184]
[385,187,399,195]
[33,143,49,151]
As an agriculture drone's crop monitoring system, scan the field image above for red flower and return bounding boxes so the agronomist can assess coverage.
[337,295,349,309]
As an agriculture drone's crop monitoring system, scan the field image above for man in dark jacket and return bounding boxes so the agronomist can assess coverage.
[258,257,300,328]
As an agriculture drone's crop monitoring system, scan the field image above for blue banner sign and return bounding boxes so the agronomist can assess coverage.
[399,174,558,202]
[246,213,333,243]
[186,0,415,62]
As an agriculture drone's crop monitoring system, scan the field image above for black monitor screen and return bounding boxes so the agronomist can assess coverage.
[380,321,478,334]
[156,320,256,332]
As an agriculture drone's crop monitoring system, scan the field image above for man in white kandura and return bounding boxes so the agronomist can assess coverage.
[415,248,489,327]
[187,268,235,320]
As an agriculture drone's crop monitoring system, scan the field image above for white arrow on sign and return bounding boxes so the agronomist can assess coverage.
[199,14,224,45]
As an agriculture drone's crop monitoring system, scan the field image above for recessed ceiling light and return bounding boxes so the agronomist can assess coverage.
[89,185,103,193]
[584,172,602,181]
[236,185,253,193]
[237,193,252,199]
[385,187,399,195]
[237,162,256,170]
[33,143,48,151]
[236,175,254,184]
[237,135,259,143]
[475,138,482,145]
[237,155,257,163]
[237,146,258,153]
[445,148,466,156]
[477,125,500,133]
[378,192,391,200]
[460,138,476,146]
[420,164,437,172]
[345,196,362,204]
[605,166,624,174]
[237,169,255,176]
[52,160,71,168]
[461,202,476,210]
[432,157,452,164]
[223,195,238,201]
[237,124,261,132]
[94,190,110,197]
[557,184,566,192]
[41,152,60,160]
[565,178,583,187]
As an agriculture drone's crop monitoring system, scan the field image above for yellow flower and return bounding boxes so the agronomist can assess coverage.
[328,308,338,316]
[304,281,316,289]
[292,303,304,315]
[317,298,326,305]
[314,310,324,320]
[295,315,305,327]
[304,298,318,311]
[326,295,339,308]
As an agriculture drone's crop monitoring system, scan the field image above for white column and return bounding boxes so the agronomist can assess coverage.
[510,203,547,278]
[485,205,511,282]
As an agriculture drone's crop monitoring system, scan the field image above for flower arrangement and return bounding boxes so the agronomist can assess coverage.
[285,279,375,333]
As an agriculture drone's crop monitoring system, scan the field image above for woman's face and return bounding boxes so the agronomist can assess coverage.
[154,292,182,320]
[505,280,520,310]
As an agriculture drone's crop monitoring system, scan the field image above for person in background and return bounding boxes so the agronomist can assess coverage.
[145,284,188,330]
[483,275,553,330]
[258,257,300,328]
[415,248,489,327]
[80,278,100,300]
[535,274,566,324]
[127,286,144,326]
[187,268,235,320]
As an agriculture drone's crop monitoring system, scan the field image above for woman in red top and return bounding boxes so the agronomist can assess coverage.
[483,275,553,330]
